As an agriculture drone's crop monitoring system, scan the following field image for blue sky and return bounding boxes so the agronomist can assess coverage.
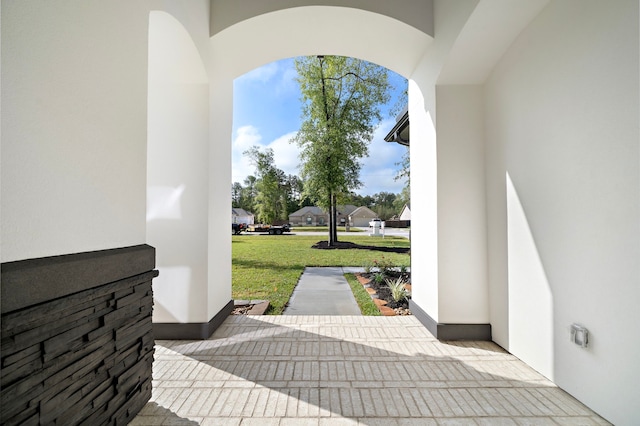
[232,57,409,196]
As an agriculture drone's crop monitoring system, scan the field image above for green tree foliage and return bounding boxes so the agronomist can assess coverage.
[232,182,243,207]
[370,192,397,220]
[347,192,375,209]
[285,175,312,213]
[292,56,391,245]
[393,185,410,213]
[242,175,258,212]
[394,145,410,211]
[232,172,310,220]
[244,146,288,224]
[395,148,410,187]
[231,175,257,213]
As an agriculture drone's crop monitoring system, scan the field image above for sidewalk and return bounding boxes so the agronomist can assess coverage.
[282,267,363,315]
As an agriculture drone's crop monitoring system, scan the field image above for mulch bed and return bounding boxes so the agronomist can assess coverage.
[356,271,412,316]
[231,300,270,315]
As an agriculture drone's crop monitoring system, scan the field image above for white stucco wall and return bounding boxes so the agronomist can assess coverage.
[484,1,640,424]
[407,0,481,322]
[435,85,488,324]
[209,0,434,38]
[207,67,234,319]
[147,10,213,324]
[1,1,152,262]
[407,82,439,318]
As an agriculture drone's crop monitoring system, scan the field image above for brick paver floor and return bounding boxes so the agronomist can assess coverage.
[132,316,609,425]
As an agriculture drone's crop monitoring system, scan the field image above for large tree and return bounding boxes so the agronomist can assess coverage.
[292,55,391,245]
[244,146,290,224]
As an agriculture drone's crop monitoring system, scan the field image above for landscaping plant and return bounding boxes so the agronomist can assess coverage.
[387,276,410,303]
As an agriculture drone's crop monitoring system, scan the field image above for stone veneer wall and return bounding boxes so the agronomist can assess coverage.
[1,245,157,425]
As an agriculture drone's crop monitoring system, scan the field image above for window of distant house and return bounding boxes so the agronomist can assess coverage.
[306,217,312,225]
[319,218,325,225]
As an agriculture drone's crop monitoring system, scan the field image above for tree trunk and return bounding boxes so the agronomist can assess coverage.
[329,191,338,246]
[332,192,338,243]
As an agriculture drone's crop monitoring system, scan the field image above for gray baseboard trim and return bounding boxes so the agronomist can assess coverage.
[410,300,492,341]
[153,299,234,340]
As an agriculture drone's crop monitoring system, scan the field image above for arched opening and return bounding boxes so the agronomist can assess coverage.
[148,4,438,337]
[230,56,411,314]
[204,5,434,329]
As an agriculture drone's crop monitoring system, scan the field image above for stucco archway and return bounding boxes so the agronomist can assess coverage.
[209,7,435,317]
[151,5,434,334]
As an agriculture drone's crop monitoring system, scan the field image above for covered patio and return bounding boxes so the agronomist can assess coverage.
[133,316,606,425]
[3,1,638,424]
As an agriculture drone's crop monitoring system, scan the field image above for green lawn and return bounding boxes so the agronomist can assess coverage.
[344,273,381,316]
[232,235,410,314]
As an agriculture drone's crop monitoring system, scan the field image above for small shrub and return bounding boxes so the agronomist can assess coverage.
[373,272,385,284]
[399,264,409,274]
[374,256,394,275]
[387,277,409,302]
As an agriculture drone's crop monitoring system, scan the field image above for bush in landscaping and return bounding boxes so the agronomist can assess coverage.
[373,256,395,275]
[373,272,385,284]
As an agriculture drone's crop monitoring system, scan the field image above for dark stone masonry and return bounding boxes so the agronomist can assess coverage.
[1,245,157,425]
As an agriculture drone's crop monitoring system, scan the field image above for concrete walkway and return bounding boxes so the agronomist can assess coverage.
[133,316,609,425]
[282,267,362,315]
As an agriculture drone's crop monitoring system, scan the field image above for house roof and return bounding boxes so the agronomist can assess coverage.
[349,206,378,218]
[289,206,325,217]
[338,205,358,216]
[384,106,409,146]
[289,204,360,217]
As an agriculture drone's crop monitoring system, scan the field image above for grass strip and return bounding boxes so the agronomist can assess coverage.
[344,273,381,316]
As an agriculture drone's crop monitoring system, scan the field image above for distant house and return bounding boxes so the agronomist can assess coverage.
[348,206,378,227]
[337,204,358,225]
[289,205,359,226]
[232,208,254,225]
[399,204,411,221]
[288,206,326,226]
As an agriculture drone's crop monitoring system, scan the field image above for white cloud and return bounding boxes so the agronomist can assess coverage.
[232,125,262,183]
[232,119,408,196]
[359,168,405,195]
[232,126,301,182]
[238,59,298,96]
[277,65,299,95]
[357,119,408,195]
[267,131,300,176]
[362,119,405,168]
